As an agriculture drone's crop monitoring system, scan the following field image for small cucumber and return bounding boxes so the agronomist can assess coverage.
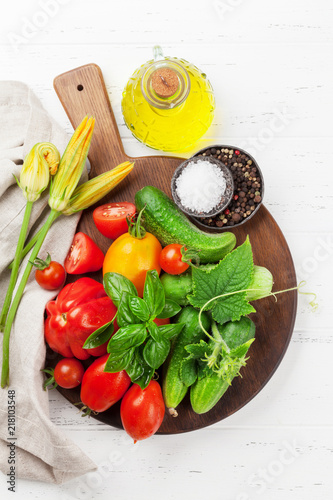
[190,317,256,414]
[163,307,211,415]
[190,373,229,415]
[135,186,236,263]
[160,272,192,306]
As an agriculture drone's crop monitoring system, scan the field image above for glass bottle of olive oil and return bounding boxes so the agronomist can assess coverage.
[121,46,215,153]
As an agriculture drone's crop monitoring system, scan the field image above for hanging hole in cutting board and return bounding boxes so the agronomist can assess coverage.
[77,84,84,91]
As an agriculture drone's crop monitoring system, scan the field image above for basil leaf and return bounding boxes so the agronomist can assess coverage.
[156,299,181,319]
[158,322,185,340]
[83,321,114,349]
[108,324,147,353]
[129,296,150,322]
[180,357,197,387]
[134,364,155,390]
[125,350,145,382]
[104,348,134,373]
[143,270,165,317]
[143,337,170,369]
[117,292,141,327]
[103,272,137,307]
[147,321,163,342]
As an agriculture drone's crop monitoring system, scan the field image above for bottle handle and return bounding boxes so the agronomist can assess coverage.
[153,45,164,62]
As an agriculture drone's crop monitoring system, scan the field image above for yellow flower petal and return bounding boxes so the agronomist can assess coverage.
[62,161,134,215]
[49,116,95,212]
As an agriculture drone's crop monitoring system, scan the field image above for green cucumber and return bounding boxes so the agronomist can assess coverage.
[190,372,229,415]
[163,307,211,415]
[190,317,255,414]
[160,272,192,306]
[135,186,236,263]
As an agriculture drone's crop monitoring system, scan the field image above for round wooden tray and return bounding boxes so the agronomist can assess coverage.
[51,64,297,434]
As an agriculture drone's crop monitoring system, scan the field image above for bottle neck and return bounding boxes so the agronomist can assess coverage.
[141,59,190,110]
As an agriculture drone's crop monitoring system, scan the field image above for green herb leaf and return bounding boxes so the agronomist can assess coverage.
[143,337,170,368]
[117,291,141,327]
[125,350,145,381]
[107,324,147,353]
[134,363,155,390]
[157,322,185,340]
[147,321,163,342]
[83,321,114,349]
[156,298,181,319]
[185,340,211,358]
[129,296,150,322]
[103,272,137,307]
[104,348,134,373]
[188,237,256,324]
[180,357,197,387]
[230,338,255,359]
[143,270,165,317]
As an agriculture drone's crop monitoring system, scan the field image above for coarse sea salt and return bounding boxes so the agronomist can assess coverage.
[176,159,227,213]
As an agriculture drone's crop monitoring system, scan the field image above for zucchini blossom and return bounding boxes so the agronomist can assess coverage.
[17,143,60,202]
[63,161,134,215]
[48,116,95,212]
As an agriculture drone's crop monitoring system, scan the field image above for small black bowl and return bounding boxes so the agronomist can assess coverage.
[171,155,234,218]
[190,145,264,231]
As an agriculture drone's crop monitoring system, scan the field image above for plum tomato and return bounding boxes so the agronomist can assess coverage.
[54,358,85,389]
[80,354,131,413]
[120,380,165,442]
[159,244,189,275]
[34,254,66,290]
[93,202,136,240]
[64,232,104,274]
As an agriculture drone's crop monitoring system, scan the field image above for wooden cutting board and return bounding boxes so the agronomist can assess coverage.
[52,63,297,434]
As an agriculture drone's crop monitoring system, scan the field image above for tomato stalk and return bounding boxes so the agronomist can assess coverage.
[0,201,33,332]
[1,209,60,388]
[127,206,146,239]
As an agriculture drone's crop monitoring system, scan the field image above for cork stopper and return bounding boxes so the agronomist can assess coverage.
[151,68,179,98]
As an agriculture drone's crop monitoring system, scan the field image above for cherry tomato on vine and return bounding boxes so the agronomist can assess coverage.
[64,232,104,274]
[33,253,66,290]
[159,244,189,275]
[54,358,85,389]
[120,380,165,442]
[93,202,136,240]
[42,358,85,390]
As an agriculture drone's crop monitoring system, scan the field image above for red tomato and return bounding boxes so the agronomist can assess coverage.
[153,317,170,326]
[54,358,85,389]
[159,244,189,275]
[80,354,131,413]
[64,232,104,274]
[93,202,136,240]
[35,260,66,290]
[120,380,165,442]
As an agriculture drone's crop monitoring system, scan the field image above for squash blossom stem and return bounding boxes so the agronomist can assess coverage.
[1,209,60,388]
[8,228,42,270]
[0,202,33,331]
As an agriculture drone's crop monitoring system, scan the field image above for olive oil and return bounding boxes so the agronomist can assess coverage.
[121,47,215,153]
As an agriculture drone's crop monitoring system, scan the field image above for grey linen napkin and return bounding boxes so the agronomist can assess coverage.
[0,81,97,483]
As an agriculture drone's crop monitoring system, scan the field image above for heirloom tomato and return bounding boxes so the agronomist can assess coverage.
[44,278,118,360]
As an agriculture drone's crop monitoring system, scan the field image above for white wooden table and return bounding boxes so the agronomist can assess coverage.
[1,1,332,498]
